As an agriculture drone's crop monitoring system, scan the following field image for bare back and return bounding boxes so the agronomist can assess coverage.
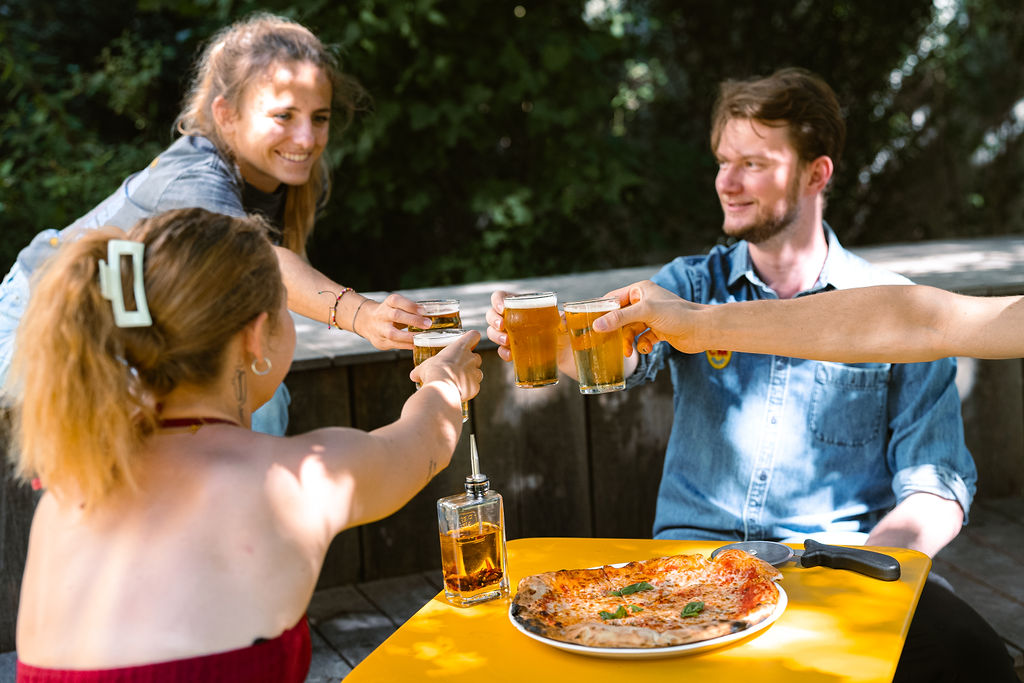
[16,425,325,668]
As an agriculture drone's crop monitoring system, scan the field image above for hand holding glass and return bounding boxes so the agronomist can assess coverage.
[502,292,560,388]
[396,299,461,332]
[413,329,470,421]
[564,297,626,394]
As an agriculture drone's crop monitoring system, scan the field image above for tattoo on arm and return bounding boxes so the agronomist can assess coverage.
[233,367,247,424]
[426,457,438,484]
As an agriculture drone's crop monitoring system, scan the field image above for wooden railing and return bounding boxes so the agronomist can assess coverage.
[3,235,1024,650]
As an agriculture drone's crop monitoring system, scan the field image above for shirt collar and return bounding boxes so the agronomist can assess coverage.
[726,221,858,296]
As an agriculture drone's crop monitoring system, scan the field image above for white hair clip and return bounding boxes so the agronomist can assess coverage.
[98,239,152,328]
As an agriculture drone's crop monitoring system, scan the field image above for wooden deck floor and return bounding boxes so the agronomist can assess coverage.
[1,496,1020,682]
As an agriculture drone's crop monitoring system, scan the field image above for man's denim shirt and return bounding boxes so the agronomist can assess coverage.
[629,225,976,543]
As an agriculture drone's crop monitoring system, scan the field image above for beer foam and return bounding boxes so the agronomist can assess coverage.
[420,299,459,314]
[504,292,557,309]
[414,330,466,347]
[564,298,618,313]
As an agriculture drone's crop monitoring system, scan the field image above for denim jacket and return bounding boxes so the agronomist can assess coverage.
[629,225,976,543]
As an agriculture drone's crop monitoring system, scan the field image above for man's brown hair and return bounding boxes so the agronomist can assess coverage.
[711,67,846,173]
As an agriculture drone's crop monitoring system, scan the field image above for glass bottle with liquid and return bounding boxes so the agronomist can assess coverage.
[437,471,509,607]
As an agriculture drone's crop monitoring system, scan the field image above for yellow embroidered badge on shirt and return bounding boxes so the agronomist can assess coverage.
[706,349,732,369]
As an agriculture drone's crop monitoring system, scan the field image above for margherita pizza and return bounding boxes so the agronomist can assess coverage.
[510,549,782,649]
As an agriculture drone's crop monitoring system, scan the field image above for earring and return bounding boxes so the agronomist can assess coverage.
[251,357,272,376]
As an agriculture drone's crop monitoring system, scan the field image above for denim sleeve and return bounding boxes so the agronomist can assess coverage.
[626,341,669,388]
[886,357,976,522]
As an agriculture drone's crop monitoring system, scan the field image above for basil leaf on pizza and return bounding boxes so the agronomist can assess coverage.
[510,549,782,649]
[609,581,654,597]
[681,600,704,617]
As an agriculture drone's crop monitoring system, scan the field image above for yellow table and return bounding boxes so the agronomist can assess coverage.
[344,537,930,682]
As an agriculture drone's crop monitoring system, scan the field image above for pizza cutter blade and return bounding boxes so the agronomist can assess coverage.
[711,539,901,581]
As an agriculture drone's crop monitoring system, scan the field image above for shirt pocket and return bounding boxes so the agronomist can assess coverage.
[808,362,889,447]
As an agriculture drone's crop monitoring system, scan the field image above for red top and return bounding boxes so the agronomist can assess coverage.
[16,617,311,682]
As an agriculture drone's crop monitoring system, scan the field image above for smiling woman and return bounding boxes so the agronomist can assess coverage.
[0,14,435,436]
[212,61,334,195]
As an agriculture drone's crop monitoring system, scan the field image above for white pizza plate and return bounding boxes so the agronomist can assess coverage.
[508,580,787,660]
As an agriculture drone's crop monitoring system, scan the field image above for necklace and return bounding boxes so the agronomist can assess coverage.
[157,416,241,434]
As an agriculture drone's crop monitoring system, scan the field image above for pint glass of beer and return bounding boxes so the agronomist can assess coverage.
[413,328,470,422]
[503,292,559,388]
[396,299,462,332]
[563,297,625,394]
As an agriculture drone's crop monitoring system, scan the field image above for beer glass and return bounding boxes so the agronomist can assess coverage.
[396,299,461,332]
[564,297,625,394]
[503,292,559,388]
[413,328,470,422]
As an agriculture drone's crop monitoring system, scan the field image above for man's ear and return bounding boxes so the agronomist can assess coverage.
[805,155,834,195]
[212,95,236,139]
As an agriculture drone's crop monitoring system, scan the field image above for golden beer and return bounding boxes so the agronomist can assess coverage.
[396,299,462,332]
[503,292,559,388]
[413,329,469,422]
[564,297,625,394]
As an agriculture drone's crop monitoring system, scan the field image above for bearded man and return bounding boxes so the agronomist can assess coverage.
[487,67,1016,681]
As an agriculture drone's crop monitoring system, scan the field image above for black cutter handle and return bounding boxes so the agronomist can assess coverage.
[800,539,902,581]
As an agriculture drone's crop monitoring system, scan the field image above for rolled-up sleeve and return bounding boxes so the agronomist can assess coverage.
[886,357,976,522]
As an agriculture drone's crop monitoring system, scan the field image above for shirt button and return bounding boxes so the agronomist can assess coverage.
[770,417,777,424]
[759,472,768,481]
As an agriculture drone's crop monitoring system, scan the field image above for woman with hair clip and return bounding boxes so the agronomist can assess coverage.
[0,13,433,435]
[11,208,482,682]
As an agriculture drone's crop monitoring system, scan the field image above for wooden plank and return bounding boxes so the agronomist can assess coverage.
[356,573,440,625]
[931,558,1024,656]
[350,355,469,579]
[588,371,673,539]
[284,364,364,589]
[306,627,353,682]
[0,651,15,683]
[0,413,36,653]
[285,364,353,434]
[956,358,1024,497]
[308,584,397,669]
[316,529,363,590]
[932,495,1024,655]
[471,350,591,540]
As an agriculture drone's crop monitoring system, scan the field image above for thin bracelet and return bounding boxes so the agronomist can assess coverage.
[351,299,370,336]
[317,287,354,330]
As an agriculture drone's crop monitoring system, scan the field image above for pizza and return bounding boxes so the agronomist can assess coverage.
[509,549,782,649]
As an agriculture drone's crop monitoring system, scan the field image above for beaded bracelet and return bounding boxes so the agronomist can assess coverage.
[318,287,355,330]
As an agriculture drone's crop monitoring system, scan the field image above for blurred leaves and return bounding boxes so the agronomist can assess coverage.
[1,0,1022,289]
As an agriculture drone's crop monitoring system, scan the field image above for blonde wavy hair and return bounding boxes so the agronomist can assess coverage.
[175,13,368,257]
[10,208,284,508]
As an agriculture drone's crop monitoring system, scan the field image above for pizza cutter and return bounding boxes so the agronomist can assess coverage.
[711,538,901,581]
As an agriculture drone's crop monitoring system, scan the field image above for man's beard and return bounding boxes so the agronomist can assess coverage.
[723,180,801,244]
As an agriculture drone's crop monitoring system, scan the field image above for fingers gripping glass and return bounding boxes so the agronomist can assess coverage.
[395,299,462,332]
[564,297,625,394]
[502,292,559,388]
[413,328,470,422]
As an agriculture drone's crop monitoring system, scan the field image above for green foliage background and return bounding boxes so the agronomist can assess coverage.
[1,0,1022,290]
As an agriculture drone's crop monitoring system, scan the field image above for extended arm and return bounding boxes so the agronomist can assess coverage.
[274,331,482,542]
[274,246,431,350]
[597,281,1024,362]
